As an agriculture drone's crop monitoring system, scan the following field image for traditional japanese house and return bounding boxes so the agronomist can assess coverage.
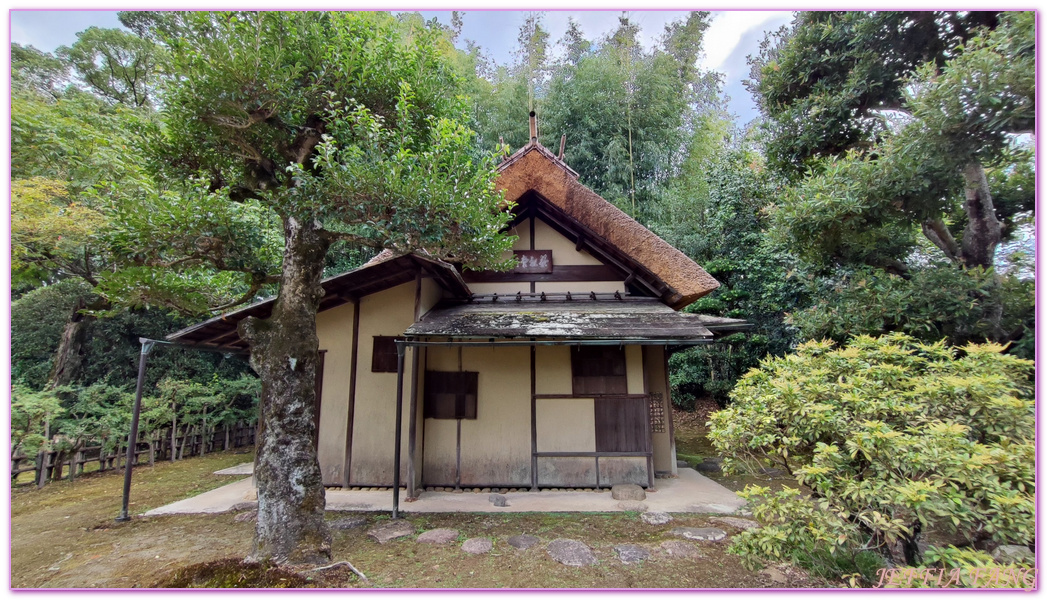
[168,117,748,498]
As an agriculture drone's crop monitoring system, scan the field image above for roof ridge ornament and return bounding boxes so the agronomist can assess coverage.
[529,110,538,145]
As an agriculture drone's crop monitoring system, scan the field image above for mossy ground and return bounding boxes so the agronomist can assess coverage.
[12,418,830,589]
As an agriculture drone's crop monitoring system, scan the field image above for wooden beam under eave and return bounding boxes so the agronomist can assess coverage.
[199,328,241,346]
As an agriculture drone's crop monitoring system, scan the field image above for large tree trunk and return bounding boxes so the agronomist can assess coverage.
[959,162,1002,269]
[47,297,93,389]
[239,215,332,565]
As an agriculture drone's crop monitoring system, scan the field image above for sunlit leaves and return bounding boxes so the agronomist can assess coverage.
[710,333,1034,582]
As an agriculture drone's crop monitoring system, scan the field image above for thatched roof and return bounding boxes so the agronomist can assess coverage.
[496,142,720,309]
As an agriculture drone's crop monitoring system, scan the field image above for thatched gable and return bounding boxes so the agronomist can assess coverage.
[496,142,719,309]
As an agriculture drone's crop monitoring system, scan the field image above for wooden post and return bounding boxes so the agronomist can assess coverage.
[68,450,80,482]
[343,298,360,488]
[530,345,538,491]
[392,340,406,519]
[170,408,177,462]
[35,450,48,489]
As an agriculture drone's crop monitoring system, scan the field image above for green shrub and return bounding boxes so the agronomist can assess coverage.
[710,333,1034,584]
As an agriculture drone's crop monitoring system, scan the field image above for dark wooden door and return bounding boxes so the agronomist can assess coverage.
[594,396,648,452]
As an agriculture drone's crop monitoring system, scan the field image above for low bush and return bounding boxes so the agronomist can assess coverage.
[710,333,1034,585]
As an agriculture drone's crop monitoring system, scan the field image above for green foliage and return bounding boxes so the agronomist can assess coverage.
[12,376,260,458]
[81,309,252,389]
[57,26,164,107]
[11,71,157,293]
[11,43,70,99]
[291,89,516,270]
[656,146,804,407]
[11,279,251,391]
[11,385,65,456]
[710,334,1034,582]
[731,486,882,585]
[752,10,1034,352]
[102,11,514,314]
[749,11,1001,177]
[788,264,1034,359]
[11,280,93,388]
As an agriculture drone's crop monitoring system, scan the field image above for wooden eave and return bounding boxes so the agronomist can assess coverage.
[166,253,468,350]
[405,298,718,342]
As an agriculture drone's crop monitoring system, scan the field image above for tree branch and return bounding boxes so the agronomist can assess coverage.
[921,217,963,264]
[210,281,265,312]
[322,231,382,247]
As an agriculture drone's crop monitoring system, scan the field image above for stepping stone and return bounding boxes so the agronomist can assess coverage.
[489,494,509,507]
[660,540,700,558]
[330,516,368,530]
[230,501,257,512]
[992,545,1034,565]
[611,484,646,501]
[677,460,690,468]
[367,520,414,544]
[760,566,788,584]
[711,516,761,531]
[689,503,736,514]
[507,534,539,550]
[547,539,597,566]
[641,512,673,525]
[617,501,648,512]
[233,510,257,523]
[694,460,722,473]
[670,527,727,542]
[417,528,459,545]
[614,544,650,564]
[462,537,493,554]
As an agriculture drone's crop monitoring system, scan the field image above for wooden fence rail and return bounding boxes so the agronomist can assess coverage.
[11,420,256,488]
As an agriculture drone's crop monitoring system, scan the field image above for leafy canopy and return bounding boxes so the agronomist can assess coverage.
[101,11,514,315]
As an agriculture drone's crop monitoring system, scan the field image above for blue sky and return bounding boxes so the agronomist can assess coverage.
[10,9,792,126]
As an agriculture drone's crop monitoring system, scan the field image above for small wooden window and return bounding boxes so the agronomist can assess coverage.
[571,346,627,395]
[371,336,399,373]
[424,371,478,420]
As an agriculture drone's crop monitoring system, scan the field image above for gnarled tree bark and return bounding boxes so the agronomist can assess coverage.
[959,162,1002,270]
[48,297,92,389]
[238,215,332,564]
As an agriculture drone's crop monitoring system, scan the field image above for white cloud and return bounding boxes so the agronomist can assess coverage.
[700,11,792,75]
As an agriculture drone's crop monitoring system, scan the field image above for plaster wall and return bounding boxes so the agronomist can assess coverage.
[421,346,532,486]
[348,281,417,485]
[315,302,355,486]
[644,345,677,475]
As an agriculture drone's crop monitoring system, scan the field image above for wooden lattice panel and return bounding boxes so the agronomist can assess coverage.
[649,393,666,434]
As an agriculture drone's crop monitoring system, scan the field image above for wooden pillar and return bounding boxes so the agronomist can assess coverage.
[407,347,420,499]
[343,298,360,488]
[530,344,538,491]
